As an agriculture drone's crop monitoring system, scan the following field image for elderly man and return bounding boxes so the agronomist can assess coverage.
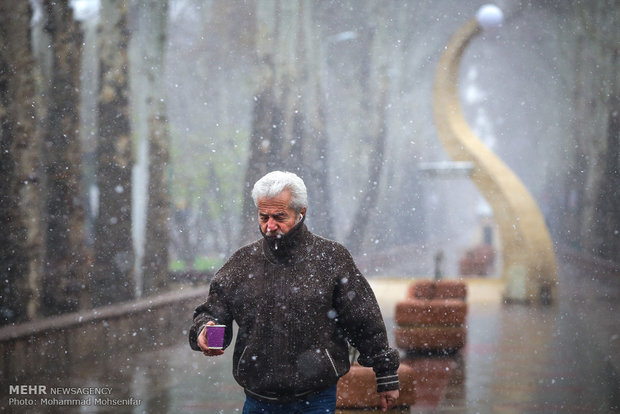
[189,171,400,413]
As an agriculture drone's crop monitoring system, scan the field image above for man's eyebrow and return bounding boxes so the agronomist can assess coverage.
[259,212,287,217]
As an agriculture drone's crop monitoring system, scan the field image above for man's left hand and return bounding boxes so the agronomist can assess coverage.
[379,389,399,412]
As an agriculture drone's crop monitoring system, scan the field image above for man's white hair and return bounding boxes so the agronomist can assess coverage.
[251,171,308,212]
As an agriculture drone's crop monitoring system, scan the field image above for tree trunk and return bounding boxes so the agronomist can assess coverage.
[345,9,390,255]
[571,0,620,260]
[295,1,333,239]
[0,0,43,325]
[39,0,87,316]
[586,4,620,260]
[600,93,620,259]
[345,68,389,254]
[141,0,171,296]
[240,0,333,243]
[239,0,283,245]
[93,0,135,306]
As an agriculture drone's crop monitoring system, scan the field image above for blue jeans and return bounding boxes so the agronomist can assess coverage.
[242,386,337,414]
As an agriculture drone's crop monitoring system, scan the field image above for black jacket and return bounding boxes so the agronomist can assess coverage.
[189,221,400,402]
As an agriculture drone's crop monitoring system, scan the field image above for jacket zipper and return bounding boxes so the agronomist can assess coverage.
[237,346,248,378]
[324,349,339,377]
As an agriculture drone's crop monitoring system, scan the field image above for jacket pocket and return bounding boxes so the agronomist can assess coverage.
[324,349,340,377]
[235,344,270,389]
[236,346,249,378]
[296,347,343,385]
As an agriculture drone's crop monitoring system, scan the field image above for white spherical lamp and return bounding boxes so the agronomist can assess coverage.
[476,4,504,30]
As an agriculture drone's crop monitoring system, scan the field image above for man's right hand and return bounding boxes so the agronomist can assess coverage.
[198,321,225,356]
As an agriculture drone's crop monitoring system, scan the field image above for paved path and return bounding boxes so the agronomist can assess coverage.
[127,270,620,413]
[3,261,618,413]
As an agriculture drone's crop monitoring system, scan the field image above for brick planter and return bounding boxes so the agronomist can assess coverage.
[395,280,467,353]
[400,357,459,408]
[336,364,416,409]
[394,326,466,352]
[395,299,467,326]
[336,409,409,414]
[336,409,409,413]
[408,280,467,300]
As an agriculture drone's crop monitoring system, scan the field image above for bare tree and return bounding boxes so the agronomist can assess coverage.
[93,0,135,306]
[0,0,43,324]
[39,0,88,316]
[344,7,390,255]
[239,0,280,245]
[565,1,620,260]
[241,0,334,243]
[141,0,171,296]
[345,67,389,254]
[294,1,334,239]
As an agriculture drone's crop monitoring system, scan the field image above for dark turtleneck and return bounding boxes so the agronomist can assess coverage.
[260,215,309,264]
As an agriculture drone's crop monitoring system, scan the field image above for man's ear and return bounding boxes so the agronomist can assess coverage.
[300,207,307,218]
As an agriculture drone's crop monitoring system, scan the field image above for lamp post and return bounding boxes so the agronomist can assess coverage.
[432,5,558,304]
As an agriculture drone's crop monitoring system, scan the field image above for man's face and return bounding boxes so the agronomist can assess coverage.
[257,190,305,237]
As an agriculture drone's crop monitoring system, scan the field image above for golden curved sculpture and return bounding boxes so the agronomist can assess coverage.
[432,13,558,304]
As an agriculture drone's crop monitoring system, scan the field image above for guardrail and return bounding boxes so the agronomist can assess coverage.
[0,285,209,380]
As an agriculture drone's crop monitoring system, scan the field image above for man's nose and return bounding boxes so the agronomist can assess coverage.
[266,217,278,231]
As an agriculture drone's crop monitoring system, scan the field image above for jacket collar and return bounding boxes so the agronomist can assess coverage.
[260,216,311,264]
